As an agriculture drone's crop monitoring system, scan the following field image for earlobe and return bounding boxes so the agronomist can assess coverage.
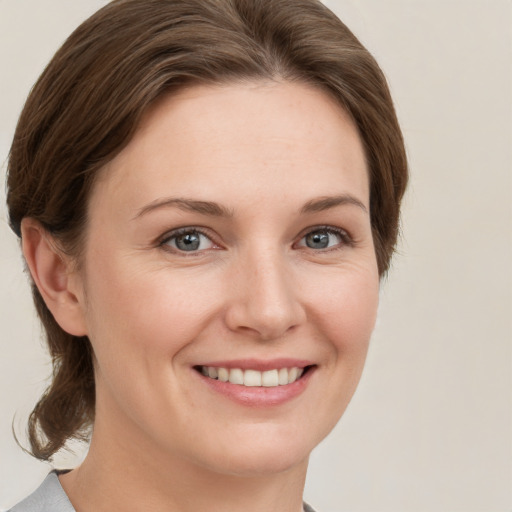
[21,218,88,336]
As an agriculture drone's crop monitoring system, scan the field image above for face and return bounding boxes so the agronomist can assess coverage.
[75,81,379,476]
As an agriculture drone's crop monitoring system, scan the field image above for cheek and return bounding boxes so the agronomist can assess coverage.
[83,255,225,357]
[314,266,379,405]
[305,264,379,366]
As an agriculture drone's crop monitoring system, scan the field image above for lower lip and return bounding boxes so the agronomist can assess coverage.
[196,368,315,407]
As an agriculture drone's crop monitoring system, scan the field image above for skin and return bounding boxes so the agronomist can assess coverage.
[23,81,379,512]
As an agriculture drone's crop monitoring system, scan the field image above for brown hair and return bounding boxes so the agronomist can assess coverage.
[7,0,408,460]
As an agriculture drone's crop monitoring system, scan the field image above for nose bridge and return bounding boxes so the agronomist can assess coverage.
[226,241,305,340]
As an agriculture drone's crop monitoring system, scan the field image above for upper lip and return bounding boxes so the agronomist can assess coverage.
[195,358,315,371]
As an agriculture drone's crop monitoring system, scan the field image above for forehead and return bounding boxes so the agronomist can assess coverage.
[91,81,369,216]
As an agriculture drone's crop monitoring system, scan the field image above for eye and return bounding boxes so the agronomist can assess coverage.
[296,227,351,250]
[161,228,216,253]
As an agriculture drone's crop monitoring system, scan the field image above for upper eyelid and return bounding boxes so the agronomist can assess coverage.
[301,225,348,235]
[295,225,353,242]
[159,226,216,243]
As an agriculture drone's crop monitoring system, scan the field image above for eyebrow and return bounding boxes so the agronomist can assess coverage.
[300,194,368,214]
[133,197,234,219]
[133,193,367,220]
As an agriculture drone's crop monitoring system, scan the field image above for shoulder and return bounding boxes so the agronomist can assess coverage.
[303,502,318,512]
[7,472,75,512]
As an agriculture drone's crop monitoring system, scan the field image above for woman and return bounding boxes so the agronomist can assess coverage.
[6,0,407,510]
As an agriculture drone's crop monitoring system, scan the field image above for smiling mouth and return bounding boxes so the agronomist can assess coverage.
[194,365,314,388]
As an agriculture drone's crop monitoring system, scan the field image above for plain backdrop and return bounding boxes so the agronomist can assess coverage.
[1,1,511,511]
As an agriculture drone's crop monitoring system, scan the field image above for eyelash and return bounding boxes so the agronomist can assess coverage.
[296,225,354,251]
[158,225,354,255]
[159,227,217,255]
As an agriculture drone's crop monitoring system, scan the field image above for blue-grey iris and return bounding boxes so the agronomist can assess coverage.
[176,232,201,251]
[306,231,329,249]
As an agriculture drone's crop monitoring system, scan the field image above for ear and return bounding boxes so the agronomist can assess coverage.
[21,218,88,336]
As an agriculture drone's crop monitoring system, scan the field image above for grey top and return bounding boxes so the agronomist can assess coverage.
[9,472,317,512]
[8,473,74,512]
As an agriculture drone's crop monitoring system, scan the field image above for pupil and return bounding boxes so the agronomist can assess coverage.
[177,233,200,251]
[306,231,329,249]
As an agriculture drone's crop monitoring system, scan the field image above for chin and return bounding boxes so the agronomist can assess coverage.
[203,447,310,478]
[188,424,322,478]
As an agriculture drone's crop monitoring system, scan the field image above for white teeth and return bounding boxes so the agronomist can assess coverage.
[200,366,306,387]
[229,368,244,385]
[217,367,229,382]
[262,369,279,387]
[244,370,262,387]
[288,367,299,383]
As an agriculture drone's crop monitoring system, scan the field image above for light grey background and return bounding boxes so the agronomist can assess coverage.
[1,1,511,511]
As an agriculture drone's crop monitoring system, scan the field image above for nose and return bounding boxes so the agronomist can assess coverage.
[224,247,306,341]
